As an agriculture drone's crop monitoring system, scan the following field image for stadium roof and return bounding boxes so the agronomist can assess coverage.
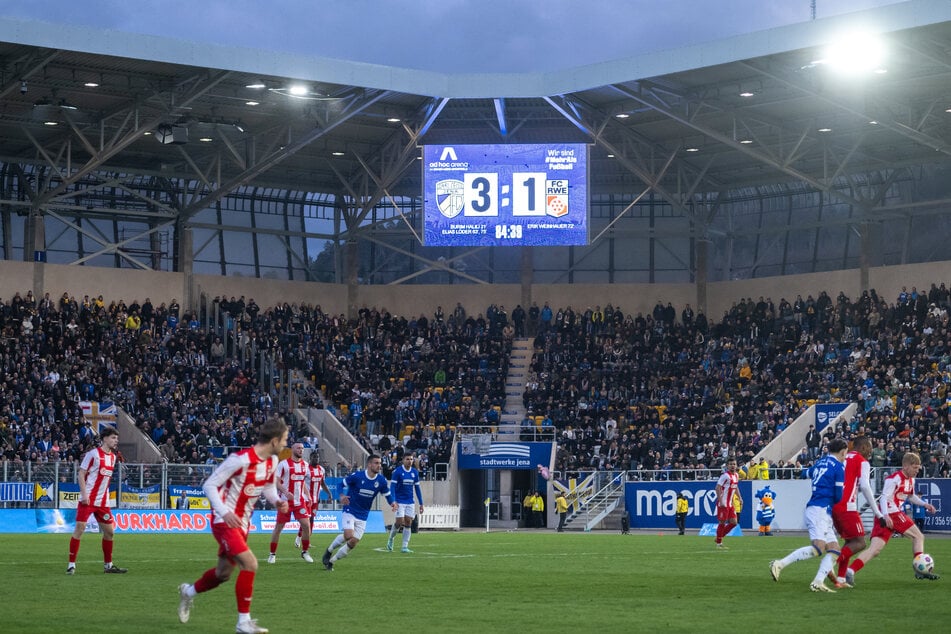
[2,0,951,281]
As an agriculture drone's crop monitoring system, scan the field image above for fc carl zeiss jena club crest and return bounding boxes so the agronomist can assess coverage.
[435,180,465,218]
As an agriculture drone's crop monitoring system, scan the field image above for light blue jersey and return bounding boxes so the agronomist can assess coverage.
[807,454,845,512]
[342,470,393,521]
[390,465,423,505]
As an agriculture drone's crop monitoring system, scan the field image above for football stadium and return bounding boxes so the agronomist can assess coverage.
[2,2,951,632]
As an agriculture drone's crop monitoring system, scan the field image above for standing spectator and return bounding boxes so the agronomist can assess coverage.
[555,491,569,532]
[386,452,425,553]
[675,493,689,535]
[531,490,546,528]
[805,425,821,460]
[66,427,127,575]
[177,417,288,633]
[322,455,397,570]
[522,491,534,528]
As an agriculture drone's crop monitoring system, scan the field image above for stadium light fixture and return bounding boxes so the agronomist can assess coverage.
[245,79,267,89]
[813,32,887,74]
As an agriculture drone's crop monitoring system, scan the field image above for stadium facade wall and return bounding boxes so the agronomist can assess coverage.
[2,259,951,320]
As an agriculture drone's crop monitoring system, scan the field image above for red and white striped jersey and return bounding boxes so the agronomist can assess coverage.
[716,470,738,508]
[80,447,116,507]
[879,469,915,515]
[276,458,308,506]
[307,464,326,504]
[834,451,872,513]
[203,447,279,528]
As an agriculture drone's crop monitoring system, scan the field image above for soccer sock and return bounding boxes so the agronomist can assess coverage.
[813,552,836,584]
[779,545,817,567]
[849,559,865,574]
[68,537,81,564]
[331,544,350,562]
[102,538,114,564]
[194,568,224,594]
[715,523,728,543]
[402,529,411,548]
[389,522,399,541]
[913,551,922,558]
[328,534,345,552]
[302,539,310,552]
[235,570,255,614]
[836,545,853,578]
[269,541,278,555]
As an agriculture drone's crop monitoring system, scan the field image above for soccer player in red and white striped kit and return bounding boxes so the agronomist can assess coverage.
[66,426,127,575]
[267,442,313,563]
[178,417,289,634]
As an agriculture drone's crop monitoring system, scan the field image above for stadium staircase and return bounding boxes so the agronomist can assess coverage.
[563,472,626,532]
[497,337,531,437]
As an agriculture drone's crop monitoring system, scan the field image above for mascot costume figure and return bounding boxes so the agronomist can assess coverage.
[755,486,776,536]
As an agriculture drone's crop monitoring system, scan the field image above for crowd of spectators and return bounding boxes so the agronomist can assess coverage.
[525,286,951,479]
[3,283,951,483]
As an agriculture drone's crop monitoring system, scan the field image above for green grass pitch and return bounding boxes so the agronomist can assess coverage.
[1,530,949,633]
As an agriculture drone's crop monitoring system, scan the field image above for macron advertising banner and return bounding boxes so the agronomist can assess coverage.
[624,480,756,530]
[0,508,385,534]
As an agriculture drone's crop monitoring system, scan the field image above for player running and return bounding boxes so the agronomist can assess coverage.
[177,417,288,634]
[770,438,848,592]
[296,451,331,550]
[386,451,425,553]
[267,442,313,564]
[831,436,889,587]
[846,451,939,583]
[322,454,397,570]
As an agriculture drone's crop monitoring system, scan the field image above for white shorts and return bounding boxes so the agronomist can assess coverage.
[804,506,837,544]
[340,512,367,539]
[395,503,416,519]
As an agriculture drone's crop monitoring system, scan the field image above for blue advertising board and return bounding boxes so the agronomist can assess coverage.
[624,480,754,529]
[422,143,588,246]
[457,442,552,470]
[917,478,950,531]
[815,403,850,432]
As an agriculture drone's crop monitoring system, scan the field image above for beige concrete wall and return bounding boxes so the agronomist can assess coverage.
[194,274,346,315]
[4,259,951,319]
[0,259,34,301]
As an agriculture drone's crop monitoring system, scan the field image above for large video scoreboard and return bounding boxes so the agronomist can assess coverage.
[422,143,588,247]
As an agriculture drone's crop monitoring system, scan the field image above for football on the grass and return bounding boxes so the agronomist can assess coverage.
[913,553,934,574]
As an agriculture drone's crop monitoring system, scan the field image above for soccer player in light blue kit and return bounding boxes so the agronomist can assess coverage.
[322,454,397,570]
[386,452,425,553]
[770,438,849,592]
